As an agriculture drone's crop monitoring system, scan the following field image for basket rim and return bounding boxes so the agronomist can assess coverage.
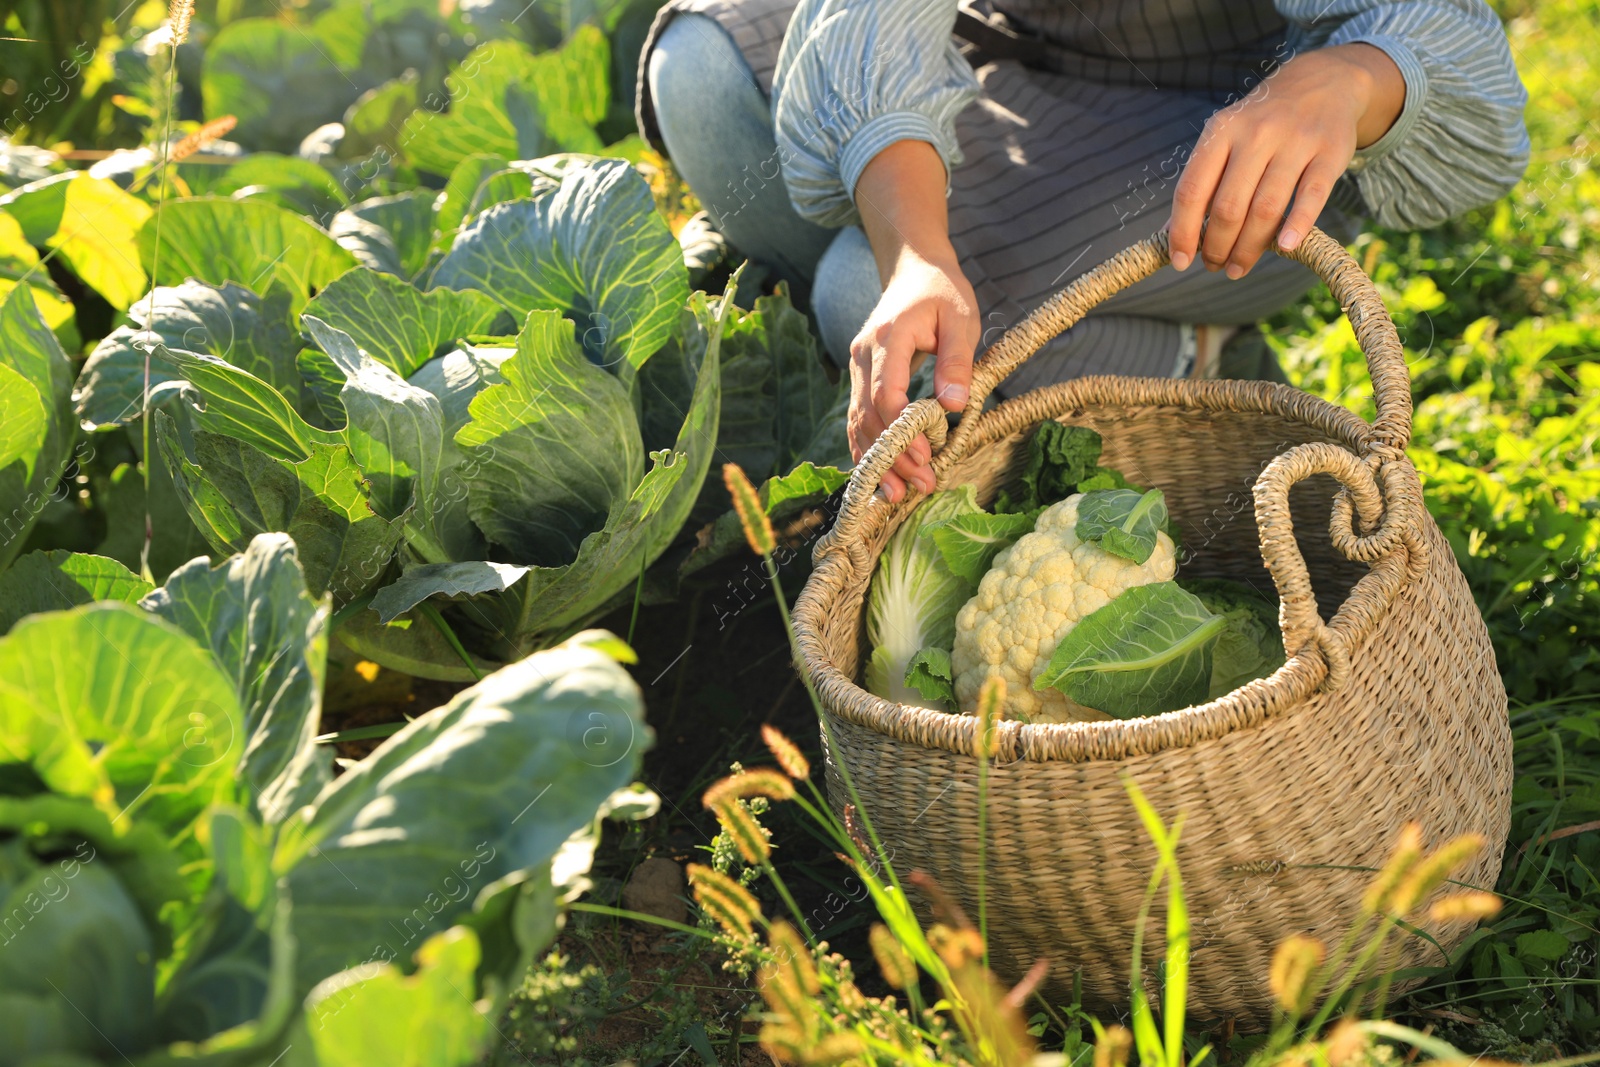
[792,373,1423,765]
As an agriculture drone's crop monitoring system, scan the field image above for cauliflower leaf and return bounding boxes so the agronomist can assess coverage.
[1187,578,1287,698]
[1075,487,1169,564]
[920,508,1039,584]
[1033,580,1225,718]
[903,647,956,709]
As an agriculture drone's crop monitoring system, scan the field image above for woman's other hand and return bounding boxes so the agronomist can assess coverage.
[1167,43,1406,277]
[850,140,981,502]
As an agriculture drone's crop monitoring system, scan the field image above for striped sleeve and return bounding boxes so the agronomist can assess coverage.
[1277,0,1530,231]
[770,0,981,227]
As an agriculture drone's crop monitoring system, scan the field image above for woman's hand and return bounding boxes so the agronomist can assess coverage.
[849,244,979,501]
[1167,43,1406,276]
[850,140,980,502]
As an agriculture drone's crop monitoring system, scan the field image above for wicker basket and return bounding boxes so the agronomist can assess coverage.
[792,227,1511,1025]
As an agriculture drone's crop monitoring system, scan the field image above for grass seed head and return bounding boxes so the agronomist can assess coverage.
[168,0,193,44]
[761,723,811,779]
[868,922,918,990]
[1268,933,1326,1016]
[758,921,819,1004]
[1324,1019,1368,1067]
[928,922,984,969]
[1428,889,1502,923]
[1389,832,1486,916]
[1362,821,1425,915]
[169,115,237,165]
[702,767,795,808]
[757,1023,808,1065]
[756,921,823,1062]
[1093,1024,1133,1067]
[713,799,771,864]
[686,862,761,940]
[803,1033,868,1065]
[723,462,776,556]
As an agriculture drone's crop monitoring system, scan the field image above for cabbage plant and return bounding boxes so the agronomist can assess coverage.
[66,152,849,678]
[0,534,652,1065]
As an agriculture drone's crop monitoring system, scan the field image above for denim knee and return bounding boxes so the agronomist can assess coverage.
[648,14,835,286]
[811,227,881,367]
[648,14,761,137]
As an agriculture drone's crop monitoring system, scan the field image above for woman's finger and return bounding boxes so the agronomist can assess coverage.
[847,345,875,461]
[1199,137,1273,273]
[1167,120,1233,271]
[1277,156,1346,253]
[932,306,977,412]
[848,394,911,501]
[868,324,914,432]
[1226,149,1313,276]
[853,329,935,496]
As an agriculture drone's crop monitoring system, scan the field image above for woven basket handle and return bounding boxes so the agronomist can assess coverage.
[814,396,950,572]
[950,226,1413,454]
[1252,440,1429,687]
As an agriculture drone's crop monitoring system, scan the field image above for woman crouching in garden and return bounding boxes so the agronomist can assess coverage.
[636,0,1528,501]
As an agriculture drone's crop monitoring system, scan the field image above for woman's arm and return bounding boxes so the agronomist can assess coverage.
[849,140,980,501]
[770,0,983,500]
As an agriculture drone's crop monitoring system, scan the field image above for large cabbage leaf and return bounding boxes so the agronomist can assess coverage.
[302,267,504,380]
[0,209,75,337]
[0,285,77,571]
[201,18,359,153]
[328,190,440,281]
[140,535,333,826]
[138,198,358,314]
[75,280,303,431]
[302,315,449,533]
[157,415,406,604]
[0,549,152,633]
[0,603,243,856]
[212,153,351,226]
[365,287,728,665]
[455,309,643,565]
[275,634,650,995]
[0,172,150,309]
[400,29,609,176]
[637,286,836,521]
[0,537,653,1062]
[432,153,511,251]
[431,157,686,373]
[302,928,492,1063]
[865,487,985,708]
[0,858,159,1059]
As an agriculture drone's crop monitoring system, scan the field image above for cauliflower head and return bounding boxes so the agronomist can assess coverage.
[951,493,1176,722]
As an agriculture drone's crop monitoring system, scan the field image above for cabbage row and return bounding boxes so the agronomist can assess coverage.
[0,5,853,1061]
[0,5,853,676]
